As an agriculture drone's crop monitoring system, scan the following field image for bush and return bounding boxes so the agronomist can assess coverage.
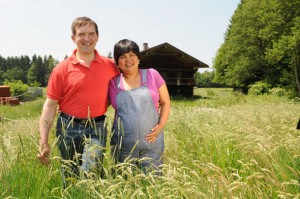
[285,89,299,99]
[270,87,286,96]
[248,81,270,95]
[29,81,41,88]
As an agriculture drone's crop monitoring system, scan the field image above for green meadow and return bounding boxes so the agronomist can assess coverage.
[0,88,300,198]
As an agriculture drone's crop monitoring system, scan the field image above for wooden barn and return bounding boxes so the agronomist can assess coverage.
[139,42,208,97]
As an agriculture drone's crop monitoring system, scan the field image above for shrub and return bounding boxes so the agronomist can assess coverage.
[29,81,41,88]
[248,81,270,95]
[285,89,299,99]
[270,87,286,96]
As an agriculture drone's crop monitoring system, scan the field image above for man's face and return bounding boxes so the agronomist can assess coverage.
[71,23,99,55]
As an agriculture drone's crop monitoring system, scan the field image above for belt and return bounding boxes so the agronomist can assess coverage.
[59,112,106,123]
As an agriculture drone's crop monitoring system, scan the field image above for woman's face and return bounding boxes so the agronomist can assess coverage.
[118,51,140,74]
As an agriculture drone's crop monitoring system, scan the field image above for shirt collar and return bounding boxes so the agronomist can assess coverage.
[70,49,103,65]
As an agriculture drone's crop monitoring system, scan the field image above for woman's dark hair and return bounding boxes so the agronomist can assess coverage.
[114,39,140,65]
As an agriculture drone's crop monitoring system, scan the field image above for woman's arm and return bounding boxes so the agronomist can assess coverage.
[146,83,170,142]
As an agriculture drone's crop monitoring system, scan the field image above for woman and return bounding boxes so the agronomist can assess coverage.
[108,39,170,174]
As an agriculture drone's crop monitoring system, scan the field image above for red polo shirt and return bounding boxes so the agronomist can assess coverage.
[47,49,119,118]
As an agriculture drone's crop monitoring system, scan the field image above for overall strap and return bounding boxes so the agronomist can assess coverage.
[141,69,147,87]
[116,75,122,92]
[116,70,147,92]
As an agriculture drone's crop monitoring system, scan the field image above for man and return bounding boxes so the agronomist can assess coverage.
[38,17,119,184]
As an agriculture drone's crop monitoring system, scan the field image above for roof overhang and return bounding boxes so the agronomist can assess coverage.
[140,42,209,70]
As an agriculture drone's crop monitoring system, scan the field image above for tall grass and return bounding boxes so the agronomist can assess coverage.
[0,88,299,198]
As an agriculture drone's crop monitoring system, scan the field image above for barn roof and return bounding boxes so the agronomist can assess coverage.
[140,42,208,70]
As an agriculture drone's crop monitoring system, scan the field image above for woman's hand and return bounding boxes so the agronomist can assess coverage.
[145,124,163,143]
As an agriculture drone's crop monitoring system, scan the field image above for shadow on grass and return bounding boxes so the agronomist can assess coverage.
[170,95,211,101]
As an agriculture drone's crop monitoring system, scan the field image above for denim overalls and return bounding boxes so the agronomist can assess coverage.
[111,69,164,174]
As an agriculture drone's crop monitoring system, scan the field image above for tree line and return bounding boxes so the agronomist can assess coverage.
[213,0,300,97]
[0,55,58,87]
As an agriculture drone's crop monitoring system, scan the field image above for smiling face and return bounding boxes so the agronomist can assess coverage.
[118,51,140,74]
[71,23,99,55]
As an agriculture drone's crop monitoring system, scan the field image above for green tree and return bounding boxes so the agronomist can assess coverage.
[213,0,300,96]
[195,71,213,87]
[19,55,31,83]
[107,51,112,59]
[0,55,7,71]
[0,70,5,84]
[266,16,300,96]
[27,55,46,86]
[44,55,57,85]
[5,67,24,81]
[27,62,38,85]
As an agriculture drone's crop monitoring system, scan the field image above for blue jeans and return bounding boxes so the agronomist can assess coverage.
[56,115,106,185]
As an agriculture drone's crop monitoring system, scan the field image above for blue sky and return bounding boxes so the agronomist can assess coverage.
[0,0,240,67]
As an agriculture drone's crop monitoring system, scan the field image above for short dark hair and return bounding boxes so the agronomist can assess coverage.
[114,39,140,65]
[71,16,99,36]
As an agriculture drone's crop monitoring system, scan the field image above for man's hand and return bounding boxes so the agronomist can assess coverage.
[38,141,51,165]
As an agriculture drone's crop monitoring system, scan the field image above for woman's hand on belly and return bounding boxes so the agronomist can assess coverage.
[145,124,163,143]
